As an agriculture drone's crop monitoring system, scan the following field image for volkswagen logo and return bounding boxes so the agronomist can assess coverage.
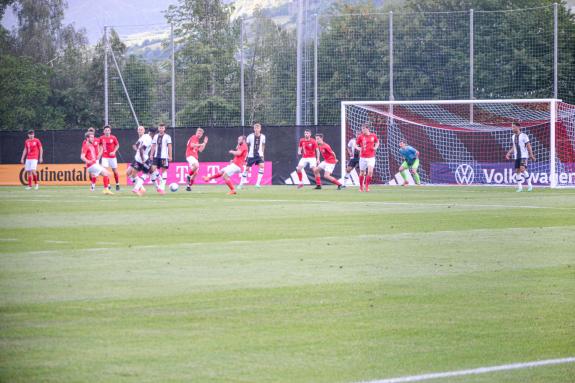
[455,164,475,185]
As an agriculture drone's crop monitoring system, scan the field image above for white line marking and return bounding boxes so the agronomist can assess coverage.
[0,238,18,242]
[45,240,69,244]
[356,357,575,383]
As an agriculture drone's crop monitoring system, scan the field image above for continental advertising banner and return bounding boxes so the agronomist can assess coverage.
[0,164,127,186]
[126,161,273,186]
[430,162,575,186]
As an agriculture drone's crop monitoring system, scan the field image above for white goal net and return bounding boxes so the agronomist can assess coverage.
[342,99,575,188]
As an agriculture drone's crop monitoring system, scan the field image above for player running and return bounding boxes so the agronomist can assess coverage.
[505,122,535,192]
[185,128,208,192]
[203,135,248,195]
[356,123,379,192]
[343,136,360,186]
[127,126,155,196]
[296,129,319,188]
[314,134,343,190]
[81,132,113,195]
[149,123,172,194]
[398,142,421,186]
[100,125,121,191]
[239,123,266,189]
[20,130,43,190]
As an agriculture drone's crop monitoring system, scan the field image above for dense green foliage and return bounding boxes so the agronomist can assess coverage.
[0,185,574,382]
[0,0,574,129]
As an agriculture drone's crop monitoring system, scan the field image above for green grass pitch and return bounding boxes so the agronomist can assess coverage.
[0,185,574,383]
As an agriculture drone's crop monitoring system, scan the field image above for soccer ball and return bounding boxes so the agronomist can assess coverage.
[169,183,179,192]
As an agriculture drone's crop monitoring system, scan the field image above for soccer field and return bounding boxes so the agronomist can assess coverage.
[0,185,574,383]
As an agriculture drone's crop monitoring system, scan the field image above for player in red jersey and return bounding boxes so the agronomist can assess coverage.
[203,135,247,195]
[20,130,43,190]
[296,128,319,188]
[185,128,208,191]
[81,127,103,191]
[313,134,343,190]
[100,125,121,191]
[81,132,113,195]
[355,123,379,192]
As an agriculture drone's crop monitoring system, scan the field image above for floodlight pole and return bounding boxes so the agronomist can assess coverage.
[296,0,303,125]
[389,11,394,117]
[314,14,318,126]
[104,26,109,125]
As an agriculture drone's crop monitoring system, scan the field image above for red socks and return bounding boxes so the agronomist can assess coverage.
[90,176,96,184]
[297,171,303,182]
[359,175,364,189]
[103,176,110,188]
[224,178,235,191]
[366,176,372,188]
[28,174,32,187]
[315,176,321,186]
[33,174,38,184]
[113,172,119,184]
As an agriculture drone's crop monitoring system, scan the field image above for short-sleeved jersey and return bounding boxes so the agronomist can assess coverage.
[399,145,418,164]
[348,138,360,159]
[24,138,42,160]
[82,141,98,167]
[356,133,379,158]
[135,134,153,163]
[152,133,172,159]
[299,138,318,158]
[232,143,249,167]
[319,143,337,164]
[100,135,119,158]
[186,135,201,159]
[246,133,266,158]
[512,132,530,159]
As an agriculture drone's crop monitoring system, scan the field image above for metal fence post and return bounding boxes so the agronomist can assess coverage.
[104,26,109,125]
[240,19,245,127]
[554,2,558,99]
[470,9,474,123]
[314,14,318,126]
[389,11,394,116]
[171,23,176,159]
[296,0,303,125]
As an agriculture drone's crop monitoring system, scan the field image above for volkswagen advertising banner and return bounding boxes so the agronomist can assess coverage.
[431,163,575,186]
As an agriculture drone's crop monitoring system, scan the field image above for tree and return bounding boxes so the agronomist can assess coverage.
[166,0,241,126]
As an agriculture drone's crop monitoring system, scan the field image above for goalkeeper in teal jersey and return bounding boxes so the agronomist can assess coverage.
[398,142,421,185]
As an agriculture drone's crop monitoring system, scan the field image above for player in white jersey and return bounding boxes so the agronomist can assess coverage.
[127,126,156,196]
[505,122,535,192]
[150,123,173,194]
[343,137,360,186]
[239,123,266,188]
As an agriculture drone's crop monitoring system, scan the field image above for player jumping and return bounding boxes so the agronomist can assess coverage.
[150,123,172,194]
[356,123,379,192]
[505,122,535,192]
[100,125,121,191]
[239,123,266,188]
[398,141,421,186]
[81,132,113,195]
[20,130,43,190]
[203,135,248,195]
[296,128,319,188]
[185,128,208,191]
[314,134,343,190]
[127,126,155,196]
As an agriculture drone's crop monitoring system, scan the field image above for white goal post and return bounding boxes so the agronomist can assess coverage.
[341,99,575,188]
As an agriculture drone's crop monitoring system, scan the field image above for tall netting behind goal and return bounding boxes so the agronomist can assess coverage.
[342,100,575,188]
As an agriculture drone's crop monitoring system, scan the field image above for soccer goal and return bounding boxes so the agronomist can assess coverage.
[341,99,575,188]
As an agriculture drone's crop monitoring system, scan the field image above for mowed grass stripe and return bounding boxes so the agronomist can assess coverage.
[1,186,574,382]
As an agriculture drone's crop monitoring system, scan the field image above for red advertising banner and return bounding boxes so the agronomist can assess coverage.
[127,161,273,186]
